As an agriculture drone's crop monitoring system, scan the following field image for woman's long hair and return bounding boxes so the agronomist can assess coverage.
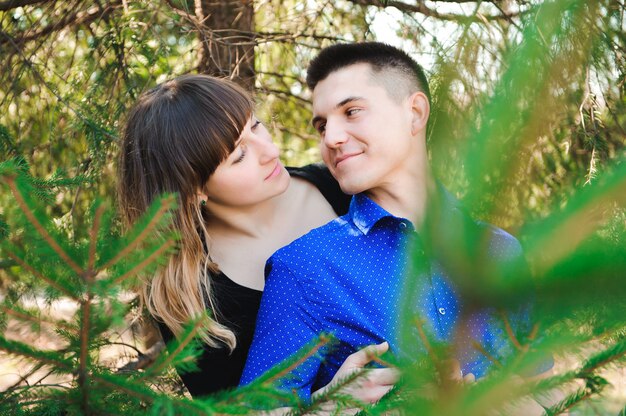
[118,74,253,349]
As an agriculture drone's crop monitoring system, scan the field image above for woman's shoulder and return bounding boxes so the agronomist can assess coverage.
[287,163,351,216]
[287,163,333,186]
[209,271,263,320]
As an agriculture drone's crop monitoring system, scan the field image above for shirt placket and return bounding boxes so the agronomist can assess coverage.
[405,227,453,342]
[429,269,457,341]
[402,227,435,339]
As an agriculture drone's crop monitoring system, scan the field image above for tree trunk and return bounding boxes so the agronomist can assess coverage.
[196,0,255,91]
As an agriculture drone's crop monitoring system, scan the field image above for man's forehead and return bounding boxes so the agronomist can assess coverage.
[314,63,374,88]
[313,66,380,108]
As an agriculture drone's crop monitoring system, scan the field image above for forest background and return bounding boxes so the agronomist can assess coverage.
[0,0,625,415]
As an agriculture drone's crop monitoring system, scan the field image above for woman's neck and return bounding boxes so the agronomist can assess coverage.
[205,185,294,239]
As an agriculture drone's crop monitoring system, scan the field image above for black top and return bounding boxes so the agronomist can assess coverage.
[158,164,351,397]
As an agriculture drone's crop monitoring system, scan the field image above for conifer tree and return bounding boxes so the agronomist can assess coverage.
[1,0,625,415]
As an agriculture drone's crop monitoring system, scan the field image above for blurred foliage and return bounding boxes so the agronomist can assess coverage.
[0,0,625,414]
[1,0,623,231]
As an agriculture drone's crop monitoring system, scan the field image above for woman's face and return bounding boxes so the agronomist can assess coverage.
[202,116,289,208]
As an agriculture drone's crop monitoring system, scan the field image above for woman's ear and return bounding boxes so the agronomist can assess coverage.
[197,190,208,206]
[409,91,430,136]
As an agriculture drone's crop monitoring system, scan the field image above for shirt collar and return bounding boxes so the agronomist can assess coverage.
[347,184,464,236]
[348,193,404,235]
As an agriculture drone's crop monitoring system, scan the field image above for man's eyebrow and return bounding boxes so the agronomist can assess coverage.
[336,96,364,108]
[311,96,364,128]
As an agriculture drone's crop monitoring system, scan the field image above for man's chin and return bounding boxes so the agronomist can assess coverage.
[338,181,365,196]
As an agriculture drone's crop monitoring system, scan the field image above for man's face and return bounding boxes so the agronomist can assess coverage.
[312,63,421,196]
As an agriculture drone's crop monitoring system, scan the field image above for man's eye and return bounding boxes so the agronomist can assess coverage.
[346,108,361,116]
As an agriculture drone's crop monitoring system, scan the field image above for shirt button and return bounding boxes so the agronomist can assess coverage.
[438,307,446,315]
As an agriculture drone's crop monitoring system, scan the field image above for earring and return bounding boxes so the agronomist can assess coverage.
[200,199,207,207]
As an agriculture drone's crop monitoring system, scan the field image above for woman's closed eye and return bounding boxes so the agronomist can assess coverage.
[233,145,247,164]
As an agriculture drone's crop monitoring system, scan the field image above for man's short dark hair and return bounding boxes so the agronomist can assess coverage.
[306,42,430,103]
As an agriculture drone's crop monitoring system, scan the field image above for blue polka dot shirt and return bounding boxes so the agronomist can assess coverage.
[240,190,531,401]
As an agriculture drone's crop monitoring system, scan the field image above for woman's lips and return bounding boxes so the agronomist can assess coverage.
[265,162,282,180]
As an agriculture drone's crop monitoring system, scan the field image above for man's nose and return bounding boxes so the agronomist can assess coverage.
[323,120,349,149]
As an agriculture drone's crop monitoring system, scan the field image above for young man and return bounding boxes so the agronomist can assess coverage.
[240,42,540,401]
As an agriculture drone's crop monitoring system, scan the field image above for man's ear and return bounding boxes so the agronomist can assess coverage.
[409,91,430,136]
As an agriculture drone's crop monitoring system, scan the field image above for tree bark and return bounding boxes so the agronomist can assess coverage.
[196,0,255,91]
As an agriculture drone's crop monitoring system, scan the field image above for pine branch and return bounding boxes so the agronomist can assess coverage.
[522,338,626,412]
[499,310,525,351]
[88,203,106,272]
[368,353,395,369]
[0,336,74,372]
[78,298,92,415]
[414,316,456,381]
[4,382,71,395]
[530,367,585,397]
[142,316,207,377]
[346,0,524,22]
[527,323,540,343]
[471,340,503,368]
[0,303,73,331]
[0,30,118,144]
[219,336,337,412]
[414,317,438,358]
[3,361,48,392]
[513,19,626,269]
[262,334,332,385]
[0,2,123,47]
[79,216,98,415]
[100,194,177,270]
[544,386,599,416]
[580,337,626,374]
[94,372,211,415]
[116,341,164,373]
[302,369,371,415]
[4,175,83,275]
[104,238,177,290]
[4,249,76,299]
[105,341,144,357]
[0,0,48,11]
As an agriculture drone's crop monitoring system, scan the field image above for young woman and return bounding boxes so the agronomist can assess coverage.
[117,74,394,399]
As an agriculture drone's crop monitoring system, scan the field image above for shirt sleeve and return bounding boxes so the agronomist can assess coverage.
[239,256,323,402]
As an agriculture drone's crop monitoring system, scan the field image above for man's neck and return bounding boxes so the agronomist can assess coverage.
[364,168,433,229]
